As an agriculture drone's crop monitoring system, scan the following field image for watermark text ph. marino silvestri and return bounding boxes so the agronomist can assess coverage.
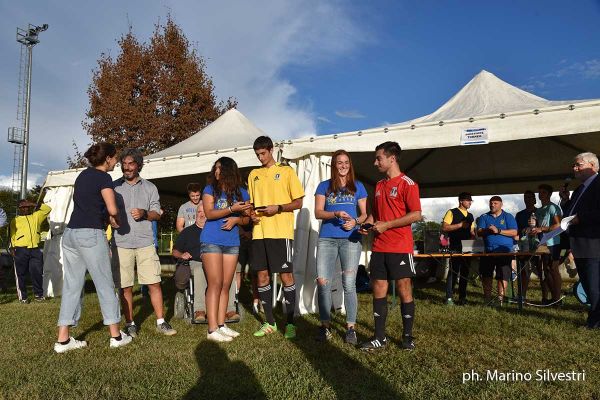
[462,369,586,384]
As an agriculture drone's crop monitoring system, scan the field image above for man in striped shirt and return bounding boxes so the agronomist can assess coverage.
[359,141,422,351]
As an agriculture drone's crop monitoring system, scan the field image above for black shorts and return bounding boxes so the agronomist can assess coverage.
[479,256,511,280]
[369,252,416,280]
[251,239,293,274]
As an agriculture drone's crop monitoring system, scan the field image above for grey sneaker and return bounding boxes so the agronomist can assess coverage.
[156,321,177,336]
[54,337,87,353]
[110,331,133,348]
[124,324,138,338]
[345,328,358,345]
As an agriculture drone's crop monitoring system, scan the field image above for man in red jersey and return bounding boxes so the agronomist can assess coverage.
[358,141,422,351]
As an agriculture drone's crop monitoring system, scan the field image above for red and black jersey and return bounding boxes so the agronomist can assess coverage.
[372,173,421,253]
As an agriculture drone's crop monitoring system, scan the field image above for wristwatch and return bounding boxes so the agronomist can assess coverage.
[278,205,284,213]
[354,217,360,224]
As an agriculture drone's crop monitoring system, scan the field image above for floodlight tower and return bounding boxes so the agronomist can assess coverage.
[9,23,48,199]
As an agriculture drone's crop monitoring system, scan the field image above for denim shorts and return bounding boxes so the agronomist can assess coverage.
[200,242,239,255]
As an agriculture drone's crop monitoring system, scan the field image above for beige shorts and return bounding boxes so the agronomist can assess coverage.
[116,245,161,288]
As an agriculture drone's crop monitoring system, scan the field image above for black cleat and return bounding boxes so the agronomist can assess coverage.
[401,335,415,351]
[359,337,387,352]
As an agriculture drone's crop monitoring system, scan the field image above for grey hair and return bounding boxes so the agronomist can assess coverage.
[575,152,599,172]
[120,148,144,172]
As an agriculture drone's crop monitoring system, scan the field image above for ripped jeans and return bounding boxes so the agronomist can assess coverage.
[316,237,362,324]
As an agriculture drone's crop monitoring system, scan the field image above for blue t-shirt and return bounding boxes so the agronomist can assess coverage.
[477,210,518,252]
[200,185,250,246]
[315,180,367,240]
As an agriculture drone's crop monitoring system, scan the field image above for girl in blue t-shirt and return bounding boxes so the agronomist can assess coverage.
[314,150,368,344]
[201,157,252,342]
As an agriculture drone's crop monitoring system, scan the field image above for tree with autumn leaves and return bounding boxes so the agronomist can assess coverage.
[70,17,236,167]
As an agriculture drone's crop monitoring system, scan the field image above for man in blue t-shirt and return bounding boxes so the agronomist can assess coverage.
[476,196,518,305]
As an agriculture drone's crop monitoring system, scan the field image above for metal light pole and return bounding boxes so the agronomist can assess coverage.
[16,23,48,199]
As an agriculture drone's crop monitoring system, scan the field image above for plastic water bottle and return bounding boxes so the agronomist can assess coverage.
[521,236,529,252]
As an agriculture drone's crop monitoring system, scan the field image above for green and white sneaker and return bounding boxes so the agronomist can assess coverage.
[253,322,277,337]
[284,324,296,339]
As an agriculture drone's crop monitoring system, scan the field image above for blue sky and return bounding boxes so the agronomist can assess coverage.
[0,0,599,217]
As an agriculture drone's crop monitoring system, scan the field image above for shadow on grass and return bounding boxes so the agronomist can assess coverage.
[291,316,405,400]
[183,340,267,399]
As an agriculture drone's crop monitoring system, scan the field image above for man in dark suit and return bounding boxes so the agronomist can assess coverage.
[560,152,600,328]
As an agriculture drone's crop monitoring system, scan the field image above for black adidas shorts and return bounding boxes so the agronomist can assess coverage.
[251,239,294,274]
[369,252,416,280]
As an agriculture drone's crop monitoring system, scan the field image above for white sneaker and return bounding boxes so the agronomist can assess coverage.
[219,324,240,338]
[54,337,87,353]
[207,330,233,342]
[110,331,133,348]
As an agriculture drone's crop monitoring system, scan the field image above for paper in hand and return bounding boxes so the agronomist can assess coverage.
[539,215,577,246]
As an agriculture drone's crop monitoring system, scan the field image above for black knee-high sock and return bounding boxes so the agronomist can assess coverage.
[373,297,388,340]
[401,301,415,337]
[258,284,275,325]
[283,284,296,325]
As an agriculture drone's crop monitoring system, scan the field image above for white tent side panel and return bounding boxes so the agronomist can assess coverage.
[288,155,331,314]
[42,186,74,297]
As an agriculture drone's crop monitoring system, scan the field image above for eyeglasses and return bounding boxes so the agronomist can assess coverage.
[573,161,590,168]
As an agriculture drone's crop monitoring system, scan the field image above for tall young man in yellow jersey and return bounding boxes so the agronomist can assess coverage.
[248,136,304,339]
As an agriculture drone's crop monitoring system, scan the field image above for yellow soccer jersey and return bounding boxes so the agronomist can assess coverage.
[248,163,304,239]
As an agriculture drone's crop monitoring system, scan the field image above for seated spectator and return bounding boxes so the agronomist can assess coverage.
[172,205,205,323]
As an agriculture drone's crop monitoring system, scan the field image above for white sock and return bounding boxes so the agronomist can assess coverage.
[156,318,165,326]
[126,321,135,327]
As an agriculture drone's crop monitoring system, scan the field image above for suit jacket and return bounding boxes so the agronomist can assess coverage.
[563,174,600,258]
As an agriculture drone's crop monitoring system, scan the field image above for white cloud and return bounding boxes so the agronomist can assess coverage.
[543,59,600,80]
[0,173,44,190]
[0,0,371,178]
[335,110,366,119]
[317,116,332,123]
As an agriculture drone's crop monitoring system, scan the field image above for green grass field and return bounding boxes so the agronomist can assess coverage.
[0,273,598,400]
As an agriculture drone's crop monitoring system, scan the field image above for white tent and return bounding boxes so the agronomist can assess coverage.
[41,70,600,313]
